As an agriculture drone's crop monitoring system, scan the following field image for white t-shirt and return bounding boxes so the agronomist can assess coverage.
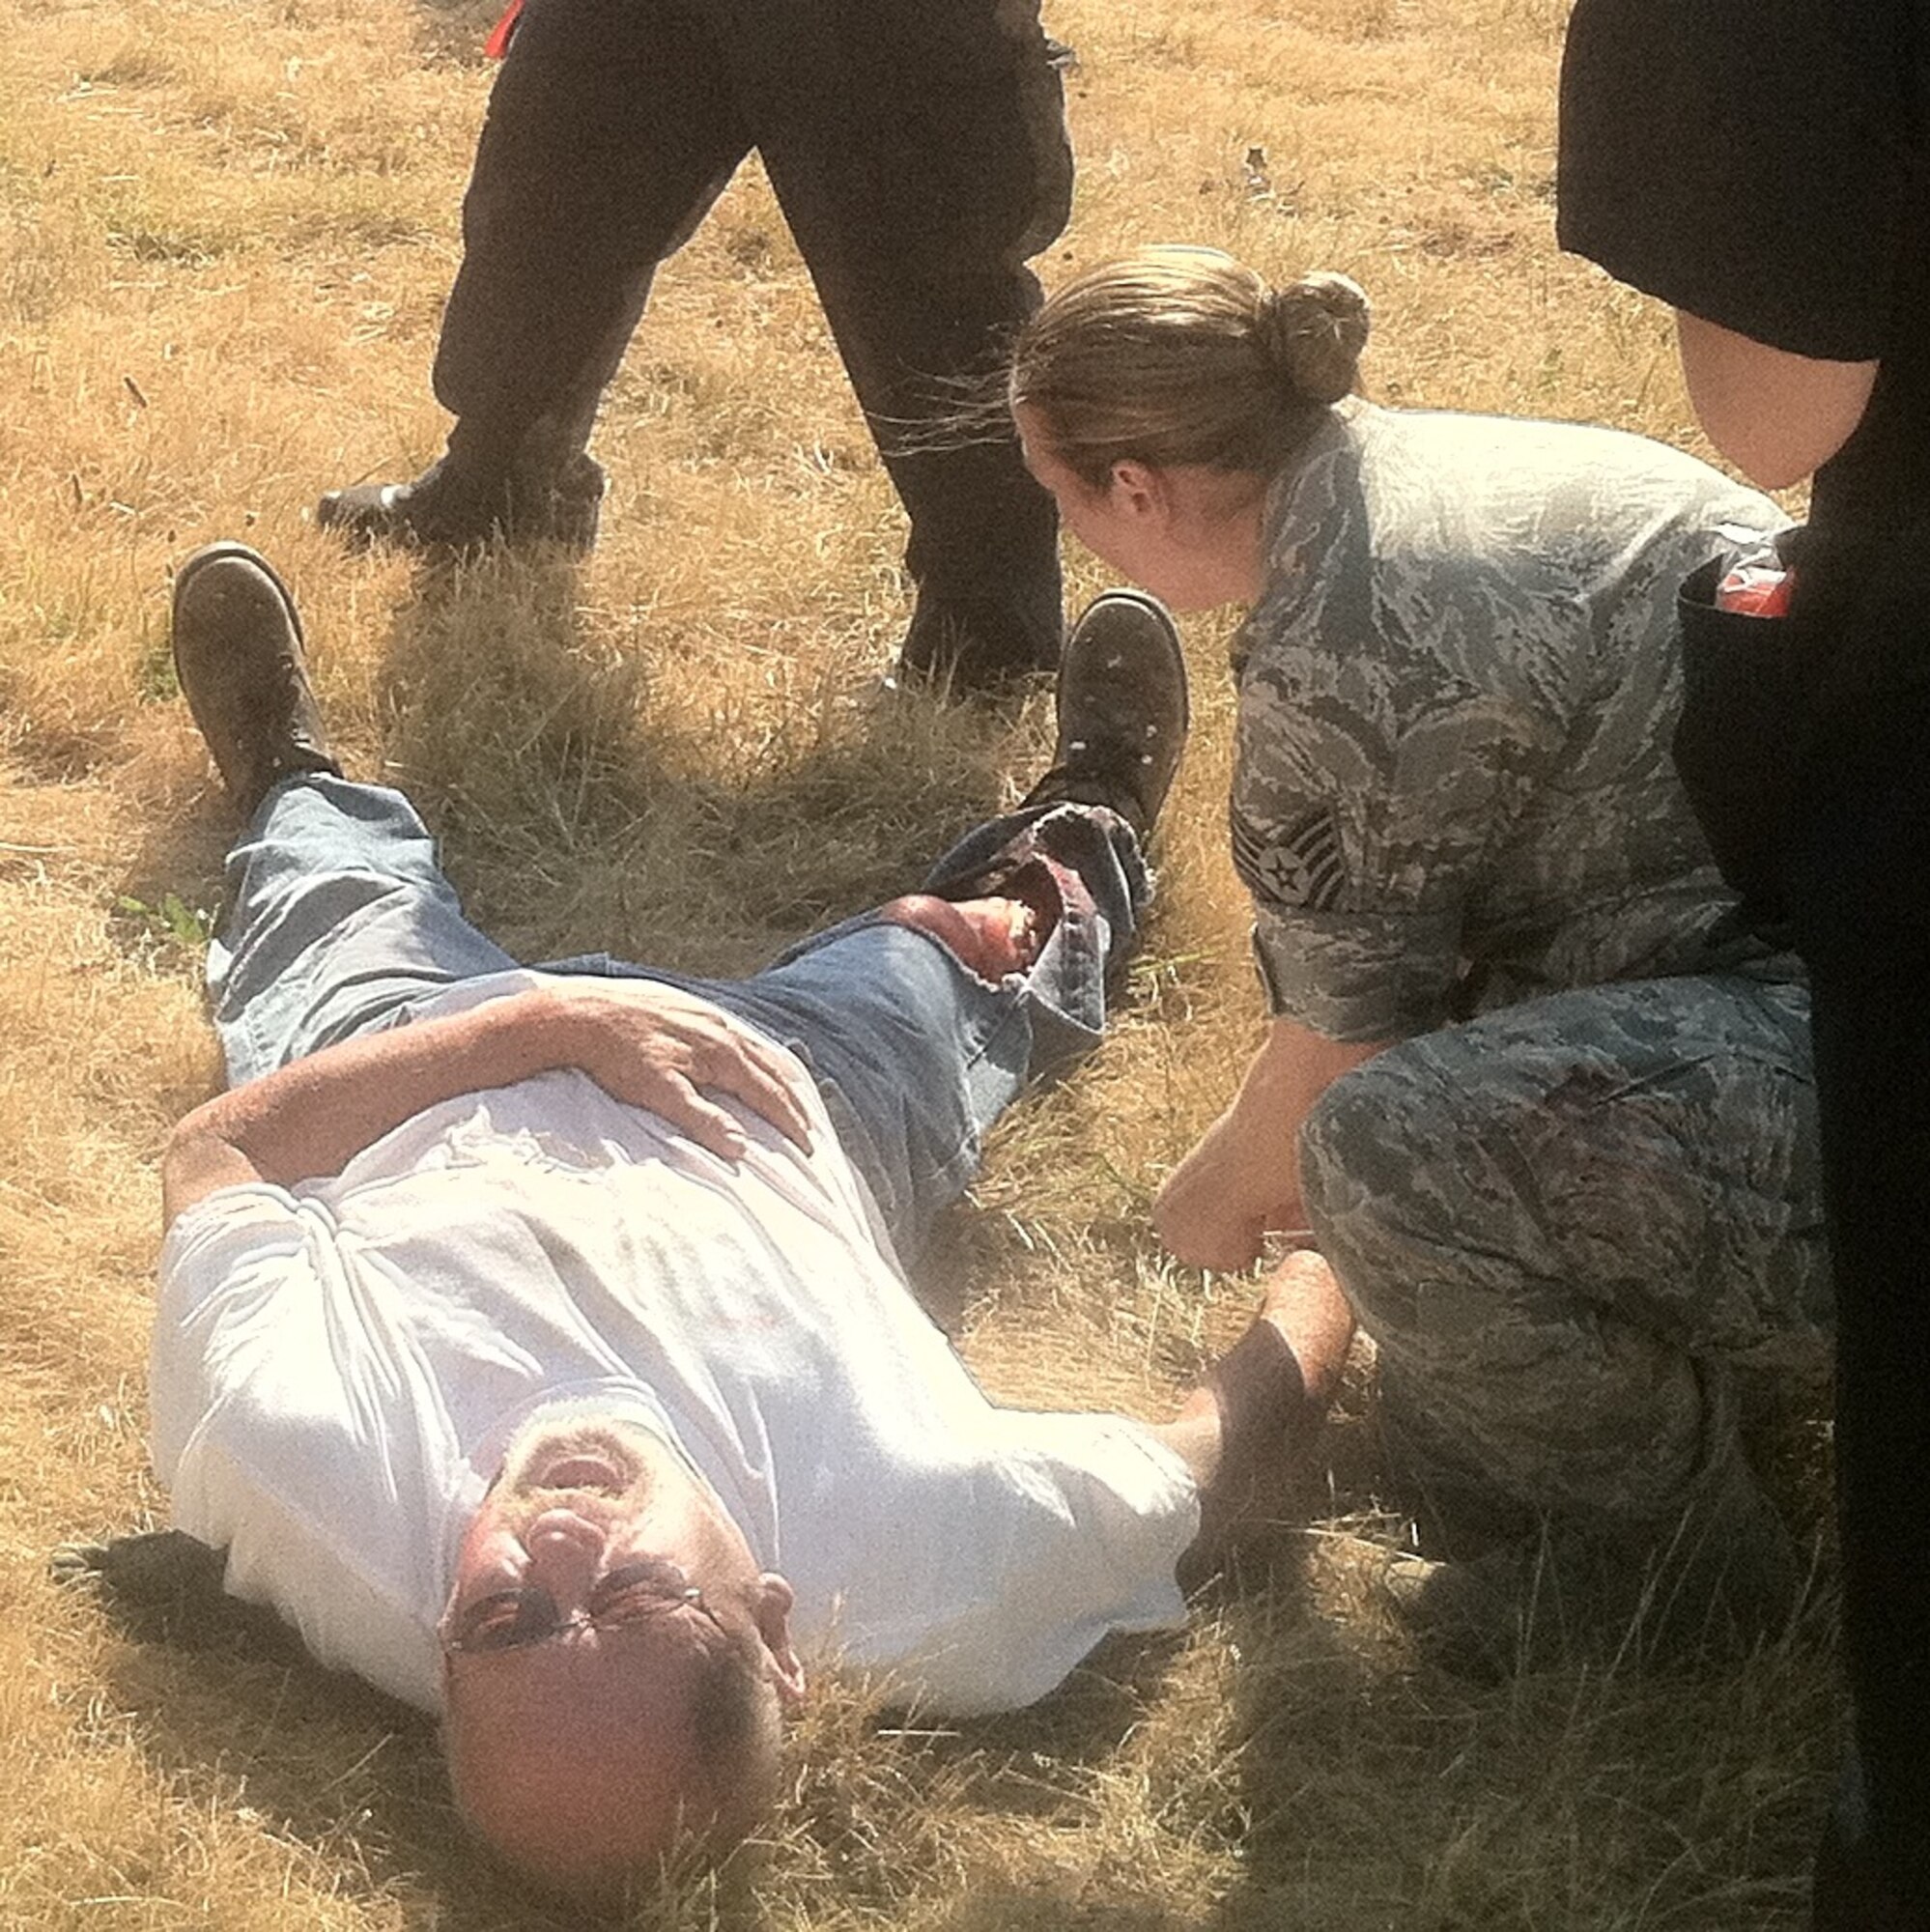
[152,972,1197,1717]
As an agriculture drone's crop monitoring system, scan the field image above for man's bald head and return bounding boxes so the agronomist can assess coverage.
[442,1612,782,1906]
[438,1410,805,1906]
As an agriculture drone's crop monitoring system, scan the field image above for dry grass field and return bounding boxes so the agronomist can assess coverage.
[0,0,1841,1923]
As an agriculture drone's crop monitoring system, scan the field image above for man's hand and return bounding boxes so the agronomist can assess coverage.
[537,980,815,1161]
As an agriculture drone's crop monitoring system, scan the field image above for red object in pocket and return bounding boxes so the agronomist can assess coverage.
[1715,546,1796,618]
[484,0,524,59]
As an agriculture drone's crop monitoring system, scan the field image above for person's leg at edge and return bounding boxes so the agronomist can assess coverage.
[1786,690,1930,1927]
[746,0,1071,686]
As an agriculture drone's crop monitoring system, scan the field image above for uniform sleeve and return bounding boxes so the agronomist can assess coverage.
[1233,634,1563,1041]
[1557,0,1913,360]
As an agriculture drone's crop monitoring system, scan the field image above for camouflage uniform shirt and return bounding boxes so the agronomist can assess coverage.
[1232,403,1792,1041]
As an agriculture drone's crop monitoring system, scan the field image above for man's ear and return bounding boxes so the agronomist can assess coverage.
[753,1573,807,1708]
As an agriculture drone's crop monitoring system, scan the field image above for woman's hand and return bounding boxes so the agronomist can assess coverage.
[1153,1018,1390,1272]
[538,980,816,1160]
[1153,1106,1304,1271]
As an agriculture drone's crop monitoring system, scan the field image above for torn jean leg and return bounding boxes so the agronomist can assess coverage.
[560,802,1149,1260]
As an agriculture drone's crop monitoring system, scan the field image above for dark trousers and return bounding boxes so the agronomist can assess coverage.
[435,0,1069,652]
[1792,681,1930,1932]
[1675,555,1930,1928]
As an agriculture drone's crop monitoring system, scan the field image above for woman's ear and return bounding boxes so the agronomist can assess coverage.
[1107,459,1168,522]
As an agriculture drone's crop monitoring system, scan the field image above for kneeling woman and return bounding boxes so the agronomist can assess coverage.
[1008,247,1829,1662]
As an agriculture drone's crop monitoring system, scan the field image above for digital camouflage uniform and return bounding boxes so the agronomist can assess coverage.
[1233,404,1831,1578]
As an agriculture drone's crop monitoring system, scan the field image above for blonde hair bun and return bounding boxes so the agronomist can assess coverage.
[1260,271,1372,407]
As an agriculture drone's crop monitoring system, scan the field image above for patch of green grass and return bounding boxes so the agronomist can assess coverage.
[115,889,214,953]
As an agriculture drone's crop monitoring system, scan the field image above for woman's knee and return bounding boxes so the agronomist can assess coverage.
[1299,1039,1557,1344]
[1300,1047,1456,1235]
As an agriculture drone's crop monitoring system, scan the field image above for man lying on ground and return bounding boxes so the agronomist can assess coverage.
[134,544,1352,1905]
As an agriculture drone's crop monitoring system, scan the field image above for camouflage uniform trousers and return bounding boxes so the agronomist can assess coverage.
[1299,971,1830,1582]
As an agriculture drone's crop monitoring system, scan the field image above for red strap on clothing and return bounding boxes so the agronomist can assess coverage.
[483,0,523,59]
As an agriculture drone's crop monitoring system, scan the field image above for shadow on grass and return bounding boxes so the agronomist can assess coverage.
[68,1437,1813,1929]
[366,549,1027,968]
[63,1525,1252,1930]
[1209,1563,1842,1932]
[112,542,1035,1017]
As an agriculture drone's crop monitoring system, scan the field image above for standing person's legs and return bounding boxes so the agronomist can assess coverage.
[1300,974,1830,1658]
[744,0,1071,685]
[1673,537,1930,1921]
[322,0,751,546]
[210,778,518,1089]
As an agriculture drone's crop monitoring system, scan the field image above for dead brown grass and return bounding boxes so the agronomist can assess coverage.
[0,0,1837,1922]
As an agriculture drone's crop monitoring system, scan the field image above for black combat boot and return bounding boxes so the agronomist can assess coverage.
[317,417,606,552]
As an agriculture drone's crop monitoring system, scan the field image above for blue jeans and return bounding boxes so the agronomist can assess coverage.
[208,776,1147,1261]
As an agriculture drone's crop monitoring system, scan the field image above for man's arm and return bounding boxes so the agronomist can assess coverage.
[1675,312,1878,491]
[1149,1248,1357,1574]
[1152,1019,1387,1272]
[162,980,817,1226]
[1558,0,1902,492]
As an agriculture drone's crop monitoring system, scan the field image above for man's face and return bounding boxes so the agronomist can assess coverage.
[440,1414,804,1891]
[448,1415,722,1643]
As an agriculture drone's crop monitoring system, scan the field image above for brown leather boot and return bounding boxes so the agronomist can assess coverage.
[171,544,340,817]
[1019,589,1189,841]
